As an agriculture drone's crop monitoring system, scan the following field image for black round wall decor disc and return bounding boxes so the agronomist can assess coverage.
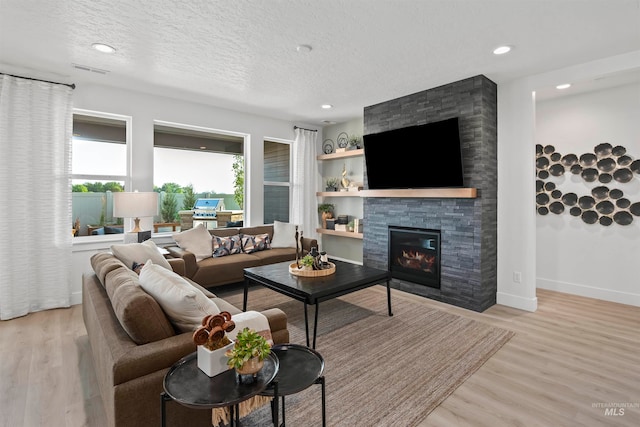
[551,189,562,199]
[570,164,582,175]
[591,186,610,200]
[536,144,543,155]
[550,152,561,162]
[562,193,578,206]
[598,173,613,183]
[578,196,596,209]
[595,200,615,215]
[549,164,565,176]
[609,189,623,199]
[596,158,616,172]
[544,182,556,191]
[561,154,578,166]
[611,145,626,156]
[581,210,599,224]
[536,157,550,170]
[536,193,550,205]
[580,153,597,167]
[581,168,599,182]
[617,155,633,167]
[549,201,564,214]
[599,216,613,226]
[616,198,630,209]
[613,168,633,183]
[538,206,549,215]
[569,206,582,216]
[630,202,640,217]
[630,159,640,174]
[594,142,612,157]
[613,211,633,225]
[543,145,555,154]
[538,170,549,179]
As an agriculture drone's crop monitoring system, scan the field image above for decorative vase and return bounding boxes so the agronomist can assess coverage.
[321,211,333,228]
[235,356,264,376]
[197,341,235,377]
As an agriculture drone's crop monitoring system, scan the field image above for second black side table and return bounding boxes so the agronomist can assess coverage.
[261,343,326,427]
[162,351,280,427]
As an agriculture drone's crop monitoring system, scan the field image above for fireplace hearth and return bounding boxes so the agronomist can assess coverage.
[388,226,441,289]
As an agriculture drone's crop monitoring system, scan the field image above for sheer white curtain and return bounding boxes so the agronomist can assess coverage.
[291,127,320,240]
[0,75,74,320]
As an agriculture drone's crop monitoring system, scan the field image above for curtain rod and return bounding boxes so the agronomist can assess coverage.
[1,72,76,90]
[294,126,318,132]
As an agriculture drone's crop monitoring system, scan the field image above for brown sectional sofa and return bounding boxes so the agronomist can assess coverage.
[165,224,317,287]
[82,251,290,427]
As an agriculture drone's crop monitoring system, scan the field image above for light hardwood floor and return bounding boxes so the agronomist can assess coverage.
[0,288,638,427]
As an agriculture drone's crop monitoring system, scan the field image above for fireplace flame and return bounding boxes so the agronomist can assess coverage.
[398,250,436,273]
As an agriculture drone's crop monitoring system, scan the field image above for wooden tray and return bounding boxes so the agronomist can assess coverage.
[289,262,336,277]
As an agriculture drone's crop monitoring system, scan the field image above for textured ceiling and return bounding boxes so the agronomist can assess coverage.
[1,0,639,125]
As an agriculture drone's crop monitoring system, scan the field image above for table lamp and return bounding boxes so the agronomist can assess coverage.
[113,191,158,243]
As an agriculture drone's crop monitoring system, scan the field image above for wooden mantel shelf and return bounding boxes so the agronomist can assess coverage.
[359,188,477,198]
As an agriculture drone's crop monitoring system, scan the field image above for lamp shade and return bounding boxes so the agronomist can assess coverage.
[113,191,158,232]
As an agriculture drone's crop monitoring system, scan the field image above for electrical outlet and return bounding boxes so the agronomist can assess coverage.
[513,271,522,283]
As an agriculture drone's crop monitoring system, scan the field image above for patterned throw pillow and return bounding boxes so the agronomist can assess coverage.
[212,234,243,257]
[241,233,271,254]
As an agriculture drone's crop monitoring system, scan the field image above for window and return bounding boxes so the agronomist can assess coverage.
[71,110,130,236]
[153,121,245,230]
[263,139,292,224]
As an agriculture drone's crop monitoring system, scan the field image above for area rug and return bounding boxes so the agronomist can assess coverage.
[218,285,515,427]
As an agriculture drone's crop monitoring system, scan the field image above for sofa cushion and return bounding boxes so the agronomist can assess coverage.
[139,261,220,332]
[240,233,271,254]
[212,234,243,257]
[192,253,262,287]
[270,221,298,248]
[90,252,128,287]
[172,224,213,262]
[111,239,172,271]
[106,267,176,344]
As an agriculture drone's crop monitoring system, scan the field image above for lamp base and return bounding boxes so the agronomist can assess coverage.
[124,230,152,244]
[130,217,143,233]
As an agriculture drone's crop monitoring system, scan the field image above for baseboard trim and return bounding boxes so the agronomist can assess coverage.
[496,292,537,312]
[537,278,640,307]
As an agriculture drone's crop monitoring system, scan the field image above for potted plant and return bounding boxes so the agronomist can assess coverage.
[194,312,236,377]
[325,177,339,192]
[225,327,272,376]
[300,254,316,270]
[317,203,335,228]
[348,134,361,149]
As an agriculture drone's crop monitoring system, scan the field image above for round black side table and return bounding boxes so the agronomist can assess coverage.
[261,343,326,427]
[162,351,279,427]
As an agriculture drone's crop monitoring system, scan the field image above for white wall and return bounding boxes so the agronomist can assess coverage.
[70,83,317,304]
[497,50,640,311]
[535,82,640,306]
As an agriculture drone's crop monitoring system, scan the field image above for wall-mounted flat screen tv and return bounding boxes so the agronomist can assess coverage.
[363,117,464,189]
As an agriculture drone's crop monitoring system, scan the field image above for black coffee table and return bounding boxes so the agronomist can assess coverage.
[261,343,326,427]
[162,352,280,427]
[244,259,392,349]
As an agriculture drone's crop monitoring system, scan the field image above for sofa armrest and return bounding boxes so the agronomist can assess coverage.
[112,333,197,385]
[165,246,198,278]
[167,258,186,276]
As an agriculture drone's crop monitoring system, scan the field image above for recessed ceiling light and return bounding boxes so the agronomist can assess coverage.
[556,83,571,90]
[296,44,312,53]
[321,104,333,109]
[493,45,511,55]
[322,120,336,125]
[92,43,116,54]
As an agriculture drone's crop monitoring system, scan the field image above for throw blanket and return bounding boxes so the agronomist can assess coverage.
[211,310,273,427]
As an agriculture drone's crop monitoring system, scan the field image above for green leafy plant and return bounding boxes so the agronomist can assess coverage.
[317,203,335,213]
[348,134,361,148]
[225,328,271,370]
[232,155,244,209]
[300,254,315,268]
[325,177,339,189]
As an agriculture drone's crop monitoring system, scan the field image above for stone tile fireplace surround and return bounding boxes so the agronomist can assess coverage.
[362,75,497,312]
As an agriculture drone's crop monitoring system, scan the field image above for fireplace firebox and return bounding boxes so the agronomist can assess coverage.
[388,226,441,289]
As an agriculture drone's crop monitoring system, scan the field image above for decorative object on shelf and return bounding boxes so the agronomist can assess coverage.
[535,142,639,226]
[336,132,348,149]
[347,134,362,149]
[325,177,339,191]
[225,327,271,377]
[326,218,335,230]
[300,254,315,270]
[341,163,350,190]
[322,139,334,154]
[194,312,236,377]
[317,203,334,228]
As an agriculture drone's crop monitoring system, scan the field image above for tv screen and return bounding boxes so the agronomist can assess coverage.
[363,117,464,189]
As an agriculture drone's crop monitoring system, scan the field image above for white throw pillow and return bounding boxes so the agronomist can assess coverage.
[138,260,220,332]
[172,223,213,262]
[111,239,172,271]
[270,220,298,248]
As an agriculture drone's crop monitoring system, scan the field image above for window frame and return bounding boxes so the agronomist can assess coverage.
[263,137,293,223]
[71,109,132,238]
